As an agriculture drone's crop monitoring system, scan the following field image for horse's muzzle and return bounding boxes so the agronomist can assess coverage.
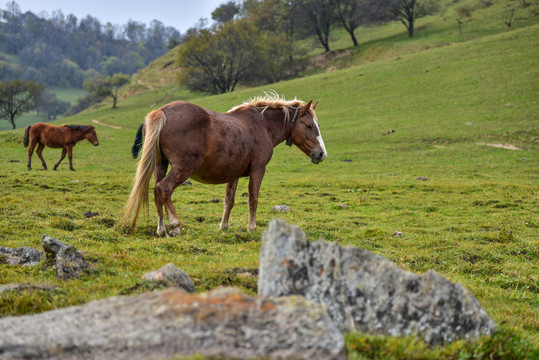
[93,142,99,146]
[310,150,327,164]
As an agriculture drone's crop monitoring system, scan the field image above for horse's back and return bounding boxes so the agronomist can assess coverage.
[157,100,272,184]
[29,123,66,147]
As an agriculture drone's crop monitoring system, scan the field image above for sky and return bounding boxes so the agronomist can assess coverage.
[11,0,226,33]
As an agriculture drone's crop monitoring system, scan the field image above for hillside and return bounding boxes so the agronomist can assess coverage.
[0,3,538,359]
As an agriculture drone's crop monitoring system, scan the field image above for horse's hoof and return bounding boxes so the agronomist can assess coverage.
[156,231,169,238]
[169,229,181,237]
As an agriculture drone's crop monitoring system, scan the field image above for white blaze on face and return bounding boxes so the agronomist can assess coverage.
[314,117,327,160]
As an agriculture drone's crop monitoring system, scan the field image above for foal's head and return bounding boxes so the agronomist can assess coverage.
[84,126,99,146]
[288,100,327,164]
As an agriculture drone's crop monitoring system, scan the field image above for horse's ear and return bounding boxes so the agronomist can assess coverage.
[299,100,313,116]
[312,101,318,110]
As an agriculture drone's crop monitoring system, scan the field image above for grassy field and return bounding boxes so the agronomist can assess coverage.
[1,6,538,360]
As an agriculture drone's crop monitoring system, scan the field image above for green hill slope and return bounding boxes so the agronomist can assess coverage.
[0,18,537,360]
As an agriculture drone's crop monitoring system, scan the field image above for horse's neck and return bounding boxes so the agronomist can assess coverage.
[71,130,86,142]
[262,108,293,147]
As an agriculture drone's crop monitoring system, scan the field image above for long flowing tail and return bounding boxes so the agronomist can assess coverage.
[23,125,31,147]
[119,110,167,233]
[131,123,144,158]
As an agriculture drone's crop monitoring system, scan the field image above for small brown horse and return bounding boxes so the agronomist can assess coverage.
[121,93,327,236]
[23,123,99,171]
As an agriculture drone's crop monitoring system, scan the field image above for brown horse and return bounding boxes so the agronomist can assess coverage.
[121,93,327,236]
[23,123,99,171]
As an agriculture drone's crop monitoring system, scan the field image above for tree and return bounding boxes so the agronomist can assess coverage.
[178,20,266,94]
[362,0,439,38]
[336,0,362,47]
[297,0,338,53]
[0,79,44,129]
[211,1,241,24]
[243,0,301,39]
[84,73,130,109]
[37,91,70,120]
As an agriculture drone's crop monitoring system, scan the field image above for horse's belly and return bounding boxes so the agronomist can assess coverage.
[190,156,251,184]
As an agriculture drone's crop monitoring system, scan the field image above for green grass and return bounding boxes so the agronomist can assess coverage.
[1,9,538,360]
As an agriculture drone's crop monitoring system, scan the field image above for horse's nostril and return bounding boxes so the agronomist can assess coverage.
[319,152,324,159]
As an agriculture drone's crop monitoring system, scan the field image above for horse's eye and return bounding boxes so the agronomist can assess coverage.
[306,124,312,129]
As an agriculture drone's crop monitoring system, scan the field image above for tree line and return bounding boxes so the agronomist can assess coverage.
[0,0,181,88]
[177,0,439,94]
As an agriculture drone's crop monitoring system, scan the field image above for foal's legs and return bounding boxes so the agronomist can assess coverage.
[247,168,266,231]
[153,159,169,237]
[66,146,75,171]
[53,148,67,170]
[36,143,47,170]
[154,166,191,237]
[220,179,239,231]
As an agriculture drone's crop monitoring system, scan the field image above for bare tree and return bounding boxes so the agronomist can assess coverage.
[336,0,362,47]
[297,0,338,53]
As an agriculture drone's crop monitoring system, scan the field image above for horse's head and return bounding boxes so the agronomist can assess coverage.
[85,126,99,146]
[287,100,327,164]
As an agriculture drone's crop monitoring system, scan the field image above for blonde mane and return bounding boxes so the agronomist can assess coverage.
[228,91,312,123]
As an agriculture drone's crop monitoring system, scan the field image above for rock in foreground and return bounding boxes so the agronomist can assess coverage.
[258,220,496,345]
[0,287,345,360]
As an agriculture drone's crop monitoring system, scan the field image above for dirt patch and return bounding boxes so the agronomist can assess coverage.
[310,49,354,70]
[477,143,522,150]
[91,119,122,129]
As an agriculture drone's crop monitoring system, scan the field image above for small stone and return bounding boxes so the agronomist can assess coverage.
[56,245,89,280]
[0,246,43,266]
[242,192,249,197]
[142,263,195,293]
[336,203,347,209]
[382,129,395,135]
[415,176,428,181]
[392,231,403,237]
[272,205,291,213]
[210,198,220,203]
[182,180,192,186]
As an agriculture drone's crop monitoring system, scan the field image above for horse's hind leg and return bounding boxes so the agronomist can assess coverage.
[154,159,169,237]
[27,140,37,170]
[36,143,47,170]
[53,148,67,170]
[220,179,239,231]
[155,166,191,237]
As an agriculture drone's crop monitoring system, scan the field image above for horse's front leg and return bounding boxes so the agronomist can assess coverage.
[53,148,67,171]
[220,179,239,231]
[66,146,75,171]
[247,169,266,231]
[36,143,47,170]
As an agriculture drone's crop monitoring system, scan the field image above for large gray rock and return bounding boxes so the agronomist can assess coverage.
[258,220,497,345]
[0,246,43,266]
[0,287,345,360]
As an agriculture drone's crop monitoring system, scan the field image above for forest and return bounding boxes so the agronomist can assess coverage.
[0,0,181,88]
